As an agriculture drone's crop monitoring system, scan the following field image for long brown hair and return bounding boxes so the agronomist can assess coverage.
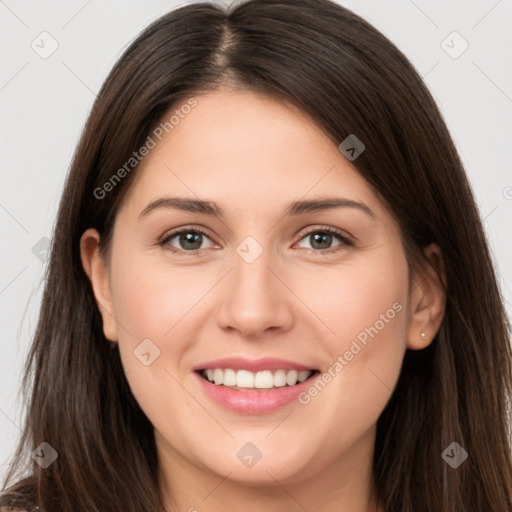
[2,0,511,510]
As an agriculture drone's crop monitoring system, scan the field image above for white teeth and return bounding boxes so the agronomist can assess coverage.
[297,370,310,383]
[213,368,224,385]
[202,368,313,388]
[223,368,237,386]
[254,370,273,389]
[273,369,287,387]
[286,370,298,386]
[236,369,254,388]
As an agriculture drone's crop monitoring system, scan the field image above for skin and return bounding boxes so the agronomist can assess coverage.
[80,89,445,512]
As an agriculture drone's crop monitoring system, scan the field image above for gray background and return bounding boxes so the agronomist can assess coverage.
[1,0,511,482]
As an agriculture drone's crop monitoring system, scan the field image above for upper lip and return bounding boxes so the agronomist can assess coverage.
[194,357,317,373]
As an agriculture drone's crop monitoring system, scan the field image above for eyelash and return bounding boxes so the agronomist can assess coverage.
[158,225,354,256]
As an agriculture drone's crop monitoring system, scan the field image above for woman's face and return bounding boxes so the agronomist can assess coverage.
[82,89,442,492]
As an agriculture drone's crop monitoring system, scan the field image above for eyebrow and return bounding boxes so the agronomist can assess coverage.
[138,196,376,220]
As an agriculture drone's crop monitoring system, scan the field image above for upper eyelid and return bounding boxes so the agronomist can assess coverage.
[296,225,353,241]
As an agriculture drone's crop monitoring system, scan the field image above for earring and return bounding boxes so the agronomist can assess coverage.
[420,331,427,340]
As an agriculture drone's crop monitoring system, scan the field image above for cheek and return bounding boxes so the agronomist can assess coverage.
[110,248,204,338]
[107,248,214,395]
[295,247,409,434]
[295,248,409,359]
[107,250,208,415]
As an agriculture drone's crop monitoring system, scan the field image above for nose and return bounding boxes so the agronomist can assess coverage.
[216,245,294,339]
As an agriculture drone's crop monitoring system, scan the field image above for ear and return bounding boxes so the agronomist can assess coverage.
[406,243,446,350]
[80,228,118,342]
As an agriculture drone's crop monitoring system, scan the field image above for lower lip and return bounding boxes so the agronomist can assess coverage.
[194,371,316,414]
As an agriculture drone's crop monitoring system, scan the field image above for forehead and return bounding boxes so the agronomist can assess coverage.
[117,89,388,223]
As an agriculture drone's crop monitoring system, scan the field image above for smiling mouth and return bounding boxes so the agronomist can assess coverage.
[197,368,320,391]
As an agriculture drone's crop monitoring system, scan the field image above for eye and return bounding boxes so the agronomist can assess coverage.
[294,227,354,254]
[158,225,354,256]
[159,226,218,255]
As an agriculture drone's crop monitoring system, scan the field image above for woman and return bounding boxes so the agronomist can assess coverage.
[1,0,511,510]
